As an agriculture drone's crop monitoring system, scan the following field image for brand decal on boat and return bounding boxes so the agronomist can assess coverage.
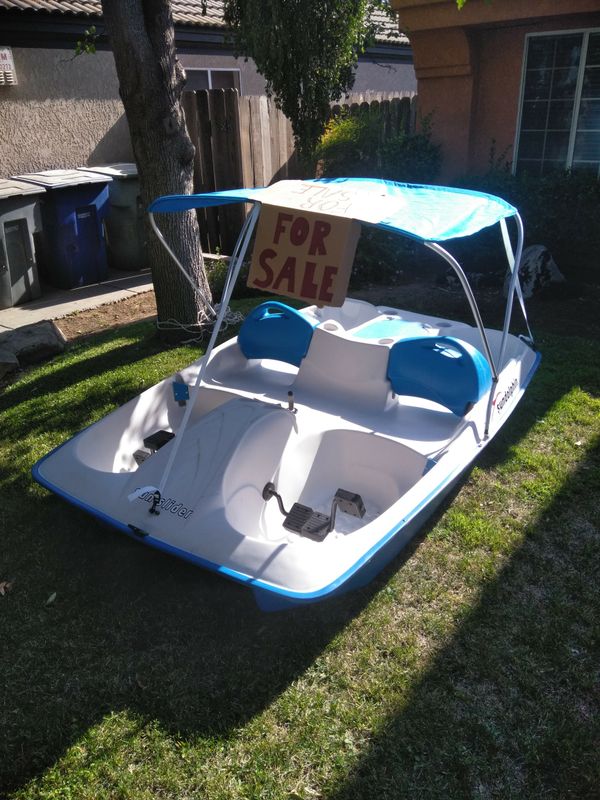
[494,379,518,412]
[136,489,194,520]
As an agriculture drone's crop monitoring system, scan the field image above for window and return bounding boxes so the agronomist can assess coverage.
[184,68,241,93]
[515,30,600,176]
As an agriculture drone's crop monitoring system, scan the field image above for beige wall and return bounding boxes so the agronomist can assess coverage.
[0,42,416,178]
[0,48,133,177]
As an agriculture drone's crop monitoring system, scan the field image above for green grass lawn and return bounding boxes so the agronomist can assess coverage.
[1,302,599,799]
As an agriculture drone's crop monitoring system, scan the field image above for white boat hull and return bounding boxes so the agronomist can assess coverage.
[33,298,540,609]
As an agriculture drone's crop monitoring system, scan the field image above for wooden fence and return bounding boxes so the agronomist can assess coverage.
[330,90,417,138]
[182,89,417,254]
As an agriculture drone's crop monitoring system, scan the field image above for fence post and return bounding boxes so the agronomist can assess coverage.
[210,89,245,253]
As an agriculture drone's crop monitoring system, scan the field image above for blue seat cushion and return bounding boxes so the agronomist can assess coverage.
[387,336,492,417]
[238,301,315,367]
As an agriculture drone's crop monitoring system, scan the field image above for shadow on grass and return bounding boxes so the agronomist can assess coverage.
[325,438,600,799]
[0,326,597,795]
[1,494,376,793]
[0,321,165,420]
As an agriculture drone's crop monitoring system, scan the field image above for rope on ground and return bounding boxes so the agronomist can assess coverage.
[155,303,245,344]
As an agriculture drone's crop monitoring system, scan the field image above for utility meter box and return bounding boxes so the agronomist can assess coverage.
[79,163,146,271]
[13,169,112,290]
[0,179,44,309]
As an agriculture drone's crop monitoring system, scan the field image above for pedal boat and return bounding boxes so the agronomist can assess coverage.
[33,179,540,610]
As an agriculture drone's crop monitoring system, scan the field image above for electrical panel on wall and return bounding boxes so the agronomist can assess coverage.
[0,47,17,85]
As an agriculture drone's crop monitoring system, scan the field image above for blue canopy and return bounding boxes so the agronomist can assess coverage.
[148,178,518,242]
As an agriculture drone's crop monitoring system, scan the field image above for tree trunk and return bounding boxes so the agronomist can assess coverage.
[101,0,212,340]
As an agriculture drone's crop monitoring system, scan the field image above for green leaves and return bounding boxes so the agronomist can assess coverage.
[75,26,98,57]
[225,1,393,156]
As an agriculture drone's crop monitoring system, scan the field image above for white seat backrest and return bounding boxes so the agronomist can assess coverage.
[294,327,390,411]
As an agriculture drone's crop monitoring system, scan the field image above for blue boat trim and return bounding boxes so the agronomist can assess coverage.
[30,440,485,604]
[522,349,542,391]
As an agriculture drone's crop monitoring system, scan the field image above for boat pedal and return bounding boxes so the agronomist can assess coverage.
[283,503,331,541]
[133,448,152,466]
[332,489,366,519]
[143,430,175,453]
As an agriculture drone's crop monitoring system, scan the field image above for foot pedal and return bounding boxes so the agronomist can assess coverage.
[333,489,366,518]
[133,448,152,466]
[143,430,175,453]
[283,503,331,541]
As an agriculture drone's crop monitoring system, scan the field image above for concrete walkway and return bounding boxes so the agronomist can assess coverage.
[0,270,154,332]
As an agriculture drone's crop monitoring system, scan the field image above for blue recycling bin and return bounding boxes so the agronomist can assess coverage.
[0,179,45,309]
[13,169,112,290]
[79,164,147,271]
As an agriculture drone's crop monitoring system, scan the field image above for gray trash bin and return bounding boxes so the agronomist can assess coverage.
[0,179,45,310]
[79,163,147,271]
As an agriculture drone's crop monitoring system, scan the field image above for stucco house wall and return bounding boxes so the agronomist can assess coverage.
[0,3,415,177]
[1,47,133,176]
[392,0,600,179]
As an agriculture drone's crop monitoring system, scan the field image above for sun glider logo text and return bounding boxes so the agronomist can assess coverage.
[494,379,518,413]
[136,489,194,520]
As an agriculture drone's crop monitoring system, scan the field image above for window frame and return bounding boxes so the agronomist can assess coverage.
[513,27,600,176]
[184,67,242,93]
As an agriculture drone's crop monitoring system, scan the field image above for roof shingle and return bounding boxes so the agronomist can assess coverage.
[0,0,227,28]
[0,0,406,43]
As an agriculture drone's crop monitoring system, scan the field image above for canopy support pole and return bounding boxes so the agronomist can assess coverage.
[498,214,533,370]
[148,212,216,317]
[425,241,500,439]
[425,241,498,381]
[148,203,262,498]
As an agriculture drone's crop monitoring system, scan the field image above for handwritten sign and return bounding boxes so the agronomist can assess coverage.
[247,205,360,307]
[255,180,401,224]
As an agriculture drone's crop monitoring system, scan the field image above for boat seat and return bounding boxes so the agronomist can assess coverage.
[386,336,492,417]
[238,301,316,367]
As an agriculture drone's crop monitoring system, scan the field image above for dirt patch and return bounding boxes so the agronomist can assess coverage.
[55,291,158,342]
[52,282,600,344]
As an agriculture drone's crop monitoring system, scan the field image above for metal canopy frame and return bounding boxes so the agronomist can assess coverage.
[146,186,532,491]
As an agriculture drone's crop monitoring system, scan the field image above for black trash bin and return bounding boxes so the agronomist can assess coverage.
[79,163,147,271]
[0,178,45,309]
[13,169,112,290]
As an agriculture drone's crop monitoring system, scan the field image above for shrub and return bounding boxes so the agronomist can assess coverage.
[205,256,229,300]
[315,112,381,177]
[205,256,263,302]
[378,125,443,185]
[316,110,442,184]
[454,165,600,285]
[315,111,442,286]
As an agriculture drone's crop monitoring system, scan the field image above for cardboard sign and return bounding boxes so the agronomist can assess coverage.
[247,205,360,307]
[257,180,399,224]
